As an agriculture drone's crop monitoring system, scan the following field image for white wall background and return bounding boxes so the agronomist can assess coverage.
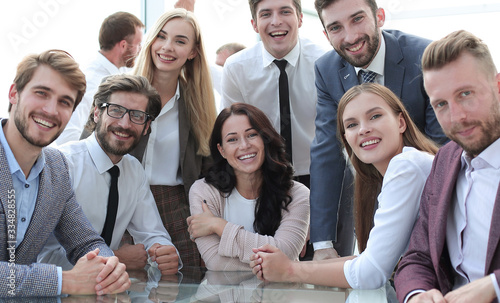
[1,0,498,117]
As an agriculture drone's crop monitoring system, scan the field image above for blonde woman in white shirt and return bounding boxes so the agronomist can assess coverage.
[250,83,439,289]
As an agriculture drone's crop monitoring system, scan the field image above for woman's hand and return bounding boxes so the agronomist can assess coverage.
[250,244,294,282]
[187,201,227,239]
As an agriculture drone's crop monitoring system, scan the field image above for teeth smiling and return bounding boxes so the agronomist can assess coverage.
[348,43,363,52]
[239,153,256,160]
[270,31,287,37]
[361,139,380,147]
[113,131,130,138]
[158,54,175,61]
[33,117,54,128]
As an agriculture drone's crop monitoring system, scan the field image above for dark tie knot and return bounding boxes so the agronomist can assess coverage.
[108,165,120,179]
[274,59,288,72]
[359,70,378,84]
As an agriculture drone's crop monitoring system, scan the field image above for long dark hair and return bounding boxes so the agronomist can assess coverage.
[337,83,438,252]
[205,103,294,236]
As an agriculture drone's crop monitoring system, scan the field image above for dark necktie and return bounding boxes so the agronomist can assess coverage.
[359,70,378,83]
[101,165,120,246]
[273,59,293,162]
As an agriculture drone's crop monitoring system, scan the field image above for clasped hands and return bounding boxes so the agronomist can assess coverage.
[114,243,179,275]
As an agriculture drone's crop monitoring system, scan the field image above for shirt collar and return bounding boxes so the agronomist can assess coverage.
[355,33,386,77]
[96,51,122,75]
[158,80,181,117]
[0,119,45,181]
[460,137,500,170]
[85,132,122,175]
[261,39,301,68]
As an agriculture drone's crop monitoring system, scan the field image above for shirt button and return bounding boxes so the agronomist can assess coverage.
[24,184,29,188]
[21,217,26,222]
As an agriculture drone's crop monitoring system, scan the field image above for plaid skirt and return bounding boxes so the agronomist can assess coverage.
[150,184,201,267]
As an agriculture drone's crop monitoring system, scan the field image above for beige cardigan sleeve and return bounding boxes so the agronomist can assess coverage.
[189,179,310,271]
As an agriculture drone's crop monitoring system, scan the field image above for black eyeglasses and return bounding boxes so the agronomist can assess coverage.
[100,103,153,125]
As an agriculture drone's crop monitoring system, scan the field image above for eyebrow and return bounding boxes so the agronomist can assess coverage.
[343,106,383,124]
[325,10,365,29]
[159,30,190,41]
[258,6,293,15]
[224,128,255,138]
[32,85,75,106]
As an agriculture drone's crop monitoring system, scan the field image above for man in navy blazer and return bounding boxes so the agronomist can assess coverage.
[309,0,448,259]
[0,50,130,297]
[395,30,500,303]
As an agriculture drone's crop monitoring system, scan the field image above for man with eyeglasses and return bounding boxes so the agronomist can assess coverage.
[39,74,181,276]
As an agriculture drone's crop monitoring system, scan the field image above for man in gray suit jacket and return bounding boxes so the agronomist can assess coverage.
[0,50,130,297]
[396,30,500,303]
[309,0,448,260]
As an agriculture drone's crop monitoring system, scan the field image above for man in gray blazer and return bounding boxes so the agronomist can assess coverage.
[396,30,500,303]
[310,0,448,259]
[0,50,130,297]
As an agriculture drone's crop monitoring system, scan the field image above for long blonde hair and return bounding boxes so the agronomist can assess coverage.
[133,8,216,156]
[337,83,438,252]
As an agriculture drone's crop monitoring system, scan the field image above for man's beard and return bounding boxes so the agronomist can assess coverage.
[14,103,62,148]
[334,28,380,68]
[446,96,500,157]
[95,119,143,156]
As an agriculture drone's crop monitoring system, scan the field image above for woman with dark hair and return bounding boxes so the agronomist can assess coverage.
[187,103,310,271]
[250,83,438,289]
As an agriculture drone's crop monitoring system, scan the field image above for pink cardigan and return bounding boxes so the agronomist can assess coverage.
[189,179,310,271]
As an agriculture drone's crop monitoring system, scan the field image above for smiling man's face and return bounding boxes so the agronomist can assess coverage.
[251,0,302,59]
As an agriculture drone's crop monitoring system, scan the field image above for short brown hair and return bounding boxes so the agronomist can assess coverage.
[99,12,144,51]
[10,49,86,112]
[248,0,302,22]
[422,30,497,78]
[314,0,378,27]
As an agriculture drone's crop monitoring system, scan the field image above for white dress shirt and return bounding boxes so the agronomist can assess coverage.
[38,134,179,270]
[447,138,500,296]
[221,38,327,176]
[54,52,124,146]
[142,82,182,185]
[344,147,434,289]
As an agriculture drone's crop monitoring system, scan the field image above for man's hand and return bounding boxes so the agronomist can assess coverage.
[408,289,446,303]
[174,0,195,12]
[95,255,130,295]
[148,244,179,275]
[444,276,496,303]
[313,248,339,261]
[113,243,148,270]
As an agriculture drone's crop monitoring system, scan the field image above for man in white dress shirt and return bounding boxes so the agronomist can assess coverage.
[54,12,144,146]
[39,74,181,275]
[221,0,327,190]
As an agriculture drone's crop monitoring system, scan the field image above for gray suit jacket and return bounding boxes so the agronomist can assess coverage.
[0,139,112,297]
[395,141,500,302]
[309,30,448,246]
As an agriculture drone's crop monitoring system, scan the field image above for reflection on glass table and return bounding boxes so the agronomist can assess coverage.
[0,266,396,303]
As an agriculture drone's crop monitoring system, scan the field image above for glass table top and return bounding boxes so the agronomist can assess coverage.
[0,266,397,302]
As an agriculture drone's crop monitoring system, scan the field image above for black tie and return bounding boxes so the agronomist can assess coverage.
[101,165,120,246]
[359,70,378,84]
[274,59,293,162]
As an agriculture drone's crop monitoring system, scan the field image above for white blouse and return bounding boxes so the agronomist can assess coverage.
[344,147,434,289]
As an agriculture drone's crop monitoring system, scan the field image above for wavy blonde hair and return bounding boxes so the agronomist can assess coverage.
[133,8,216,156]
